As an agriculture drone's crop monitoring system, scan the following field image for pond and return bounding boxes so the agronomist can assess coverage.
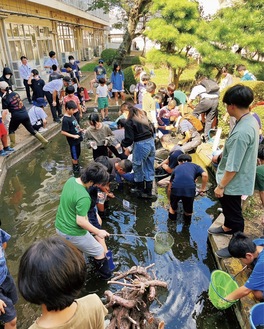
[0,133,240,329]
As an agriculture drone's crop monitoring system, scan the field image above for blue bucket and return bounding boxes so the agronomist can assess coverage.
[250,303,264,329]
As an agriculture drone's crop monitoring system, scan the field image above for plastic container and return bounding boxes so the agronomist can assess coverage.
[209,270,239,310]
[250,303,264,329]
[154,232,174,255]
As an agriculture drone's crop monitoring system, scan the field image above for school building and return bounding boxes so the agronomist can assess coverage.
[0,0,109,88]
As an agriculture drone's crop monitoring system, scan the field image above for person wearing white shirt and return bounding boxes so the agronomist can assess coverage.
[19,56,32,104]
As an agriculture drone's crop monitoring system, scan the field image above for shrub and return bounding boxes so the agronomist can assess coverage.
[101,48,118,66]
[218,81,264,137]
[123,66,137,91]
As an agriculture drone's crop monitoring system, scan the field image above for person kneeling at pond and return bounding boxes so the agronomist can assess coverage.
[168,154,208,221]
[28,97,48,132]
[176,116,202,153]
[223,232,264,302]
[55,162,112,280]
[0,81,49,149]
[18,236,108,329]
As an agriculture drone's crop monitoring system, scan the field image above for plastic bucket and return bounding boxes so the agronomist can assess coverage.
[209,270,239,310]
[250,303,264,329]
[154,232,174,255]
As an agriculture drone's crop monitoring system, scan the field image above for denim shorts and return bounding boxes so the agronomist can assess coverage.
[0,272,18,323]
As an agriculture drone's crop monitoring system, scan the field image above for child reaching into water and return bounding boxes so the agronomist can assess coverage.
[157,99,180,134]
[18,236,108,329]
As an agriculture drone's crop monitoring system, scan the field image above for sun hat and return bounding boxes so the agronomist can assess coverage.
[33,97,48,107]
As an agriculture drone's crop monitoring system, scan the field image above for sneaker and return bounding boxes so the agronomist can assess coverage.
[3,146,15,152]
[215,247,232,259]
[58,114,63,118]
[207,226,235,235]
[88,90,94,94]
[0,150,8,156]
[38,127,48,133]
[94,108,98,113]
[54,118,61,123]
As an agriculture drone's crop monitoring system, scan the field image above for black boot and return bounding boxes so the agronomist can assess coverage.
[168,212,177,220]
[130,181,144,195]
[72,164,80,177]
[94,257,112,280]
[141,181,157,199]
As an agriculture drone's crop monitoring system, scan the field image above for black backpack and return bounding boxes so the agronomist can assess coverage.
[200,79,220,94]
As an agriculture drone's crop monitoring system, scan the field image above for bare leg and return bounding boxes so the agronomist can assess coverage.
[100,109,105,119]
[5,318,17,329]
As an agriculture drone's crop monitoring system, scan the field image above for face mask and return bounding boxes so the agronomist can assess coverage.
[34,75,39,80]
[5,74,11,79]
[70,60,74,64]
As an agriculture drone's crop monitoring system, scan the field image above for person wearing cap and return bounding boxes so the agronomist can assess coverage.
[43,76,71,123]
[89,59,106,94]
[0,81,49,148]
[28,69,45,101]
[28,98,48,132]
[44,51,59,73]
[19,56,32,104]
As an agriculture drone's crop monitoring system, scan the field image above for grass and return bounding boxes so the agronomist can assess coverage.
[81,61,112,76]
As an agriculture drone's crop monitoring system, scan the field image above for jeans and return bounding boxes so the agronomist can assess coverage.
[133,137,155,182]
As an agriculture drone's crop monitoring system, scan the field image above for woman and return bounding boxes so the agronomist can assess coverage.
[0,81,49,148]
[121,104,156,199]
[110,63,125,106]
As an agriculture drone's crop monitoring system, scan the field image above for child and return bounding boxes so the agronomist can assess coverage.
[0,220,18,329]
[223,232,264,301]
[0,109,14,156]
[85,113,115,160]
[61,100,83,176]
[68,55,82,82]
[64,85,82,123]
[27,69,45,101]
[94,78,110,121]
[48,64,63,81]
[134,74,150,106]
[110,63,125,106]
[18,236,108,329]
[142,81,157,125]
[168,154,208,220]
[157,99,180,134]
[28,97,48,132]
[77,87,87,113]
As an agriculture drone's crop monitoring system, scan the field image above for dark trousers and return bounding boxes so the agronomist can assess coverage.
[44,91,62,121]
[9,111,36,135]
[23,79,31,102]
[219,194,244,232]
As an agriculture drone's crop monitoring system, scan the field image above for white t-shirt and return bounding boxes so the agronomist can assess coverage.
[96,84,108,98]
[189,85,218,100]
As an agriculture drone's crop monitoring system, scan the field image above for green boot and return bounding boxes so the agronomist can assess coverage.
[9,133,16,148]
[35,132,49,148]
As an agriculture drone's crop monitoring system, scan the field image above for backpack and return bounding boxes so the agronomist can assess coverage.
[184,114,203,132]
[200,79,219,94]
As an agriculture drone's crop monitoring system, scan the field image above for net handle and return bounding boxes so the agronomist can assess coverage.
[110,233,155,239]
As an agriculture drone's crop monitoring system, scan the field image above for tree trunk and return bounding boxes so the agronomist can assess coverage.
[114,0,152,64]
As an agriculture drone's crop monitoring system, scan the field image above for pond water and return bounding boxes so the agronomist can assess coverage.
[0,133,240,329]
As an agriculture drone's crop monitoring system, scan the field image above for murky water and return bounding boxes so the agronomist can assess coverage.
[0,133,240,329]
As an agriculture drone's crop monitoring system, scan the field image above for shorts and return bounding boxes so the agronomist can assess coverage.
[70,143,81,161]
[112,89,124,93]
[170,194,194,214]
[0,122,7,139]
[56,229,104,258]
[88,208,101,229]
[98,97,109,110]
[0,272,18,323]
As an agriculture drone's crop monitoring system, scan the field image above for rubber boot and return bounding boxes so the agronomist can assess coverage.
[94,257,112,280]
[130,181,144,196]
[72,163,80,177]
[141,181,156,199]
[168,212,177,220]
[35,132,49,148]
[106,250,116,271]
[9,133,16,148]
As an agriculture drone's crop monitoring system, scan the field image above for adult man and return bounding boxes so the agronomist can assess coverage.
[208,84,259,258]
[55,162,112,279]
[188,77,219,142]
[43,76,71,123]
[89,59,106,94]
[44,51,59,73]
[19,56,32,103]
[237,64,257,81]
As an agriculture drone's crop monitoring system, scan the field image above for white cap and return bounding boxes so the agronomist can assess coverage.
[0,81,9,90]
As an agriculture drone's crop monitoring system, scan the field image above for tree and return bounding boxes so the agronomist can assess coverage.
[145,0,201,88]
[88,0,152,62]
[196,1,264,79]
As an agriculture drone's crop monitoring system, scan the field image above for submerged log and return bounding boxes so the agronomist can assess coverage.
[105,264,167,329]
